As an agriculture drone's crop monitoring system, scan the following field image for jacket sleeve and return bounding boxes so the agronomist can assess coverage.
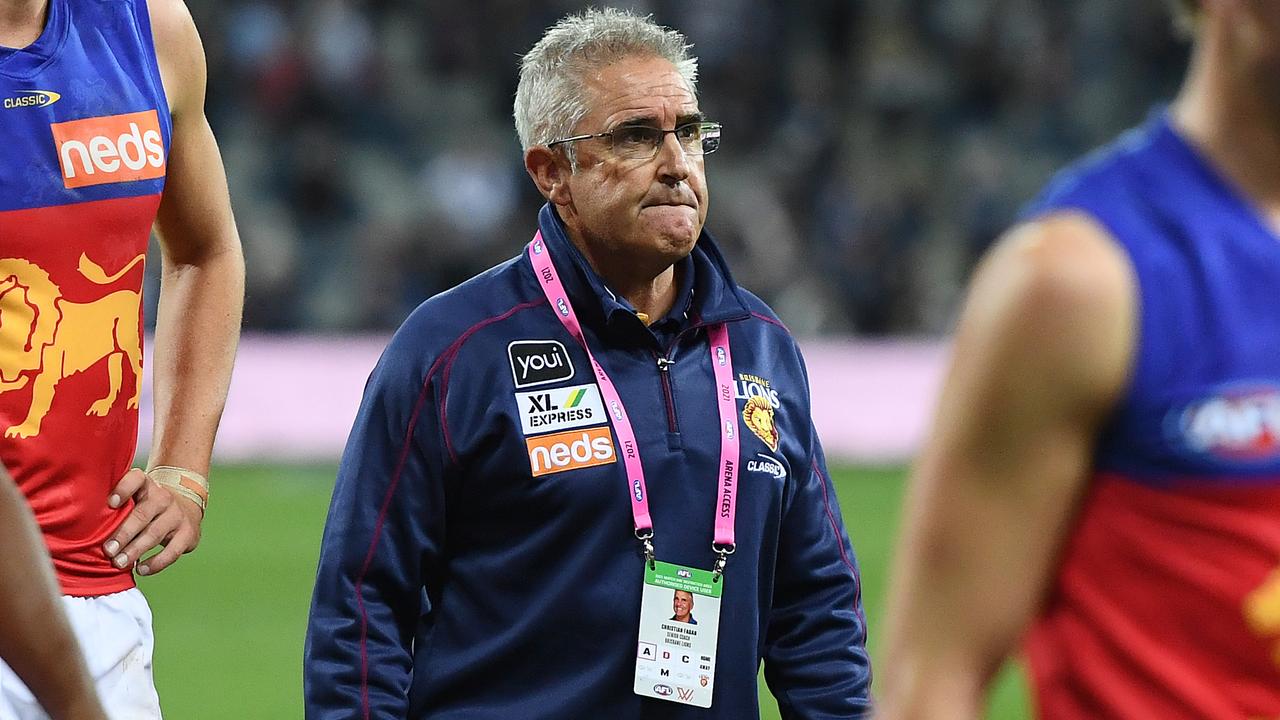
[304,326,450,719]
[763,426,874,718]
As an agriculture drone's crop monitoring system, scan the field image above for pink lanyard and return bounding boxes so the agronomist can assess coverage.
[528,233,740,575]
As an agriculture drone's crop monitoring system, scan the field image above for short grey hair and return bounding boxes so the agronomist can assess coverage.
[513,7,699,154]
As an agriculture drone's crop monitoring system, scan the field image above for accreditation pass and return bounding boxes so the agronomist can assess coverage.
[634,560,722,707]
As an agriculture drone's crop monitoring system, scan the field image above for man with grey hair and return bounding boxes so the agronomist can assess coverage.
[305,7,872,719]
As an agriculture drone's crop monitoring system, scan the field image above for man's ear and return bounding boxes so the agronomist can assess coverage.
[525,146,573,206]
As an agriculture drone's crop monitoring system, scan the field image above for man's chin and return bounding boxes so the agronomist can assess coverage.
[655,238,697,270]
[653,225,701,258]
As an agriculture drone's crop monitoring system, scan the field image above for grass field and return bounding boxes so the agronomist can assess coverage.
[142,464,1031,718]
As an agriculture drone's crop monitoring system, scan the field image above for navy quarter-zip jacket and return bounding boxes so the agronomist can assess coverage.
[304,205,873,719]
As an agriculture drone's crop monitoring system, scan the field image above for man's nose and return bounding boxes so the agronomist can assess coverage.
[655,132,691,185]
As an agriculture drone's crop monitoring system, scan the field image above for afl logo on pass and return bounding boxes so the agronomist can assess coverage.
[50,110,166,189]
[508,340,574,388]
[1173,384,1280,462]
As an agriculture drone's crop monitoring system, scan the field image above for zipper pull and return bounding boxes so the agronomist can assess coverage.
[656,357,674,373]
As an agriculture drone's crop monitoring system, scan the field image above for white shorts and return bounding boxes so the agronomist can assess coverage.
[0,588,161,720]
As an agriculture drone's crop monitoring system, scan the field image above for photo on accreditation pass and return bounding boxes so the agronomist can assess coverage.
[634,561,722,708]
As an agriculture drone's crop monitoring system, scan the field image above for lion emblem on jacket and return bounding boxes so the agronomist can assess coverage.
[742,395,779,452]
[0,254,144,438]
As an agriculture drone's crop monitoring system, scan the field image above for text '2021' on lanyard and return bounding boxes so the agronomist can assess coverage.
[527,233,740,578]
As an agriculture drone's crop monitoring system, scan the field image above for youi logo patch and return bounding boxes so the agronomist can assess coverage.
[508,340,575,388]
[1170,383,1280,463]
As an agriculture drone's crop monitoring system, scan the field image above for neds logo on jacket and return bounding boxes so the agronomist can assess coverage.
[508,340,574,388]
[526,427,616,477]
[50,110,166,189]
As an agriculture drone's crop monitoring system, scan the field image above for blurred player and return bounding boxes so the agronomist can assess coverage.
[0,0,243,715]
[880,1,1280,718]
[0,465,107,720]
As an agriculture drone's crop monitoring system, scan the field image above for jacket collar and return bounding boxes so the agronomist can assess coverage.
[533,204,752,335]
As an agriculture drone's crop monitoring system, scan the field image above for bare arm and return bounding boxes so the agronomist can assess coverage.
[0,467,107,720]
[104,0,244,576]
[877,213,1136,719]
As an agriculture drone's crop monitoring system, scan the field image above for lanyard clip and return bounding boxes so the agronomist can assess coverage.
[711,543,736,583]
[637,528,656,570]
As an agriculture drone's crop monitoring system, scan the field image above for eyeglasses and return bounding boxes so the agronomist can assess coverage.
[546,121,722,161]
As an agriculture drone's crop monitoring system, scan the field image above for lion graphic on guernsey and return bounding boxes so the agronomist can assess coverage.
[1245,569,1280,668]
[0,254,144,438]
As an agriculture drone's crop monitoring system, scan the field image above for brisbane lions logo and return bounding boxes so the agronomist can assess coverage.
[742,396,779,452]
[736,372,782,452]
[0,254,144,438]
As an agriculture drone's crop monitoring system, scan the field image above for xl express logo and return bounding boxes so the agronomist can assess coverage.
[1170,383,1280,463]
[50,110,166,189]
[515,383,606,435]
[508,340,574,388]
[4,90,60,109]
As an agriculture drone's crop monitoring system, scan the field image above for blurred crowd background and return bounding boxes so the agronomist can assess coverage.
[169,0,1187,336]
